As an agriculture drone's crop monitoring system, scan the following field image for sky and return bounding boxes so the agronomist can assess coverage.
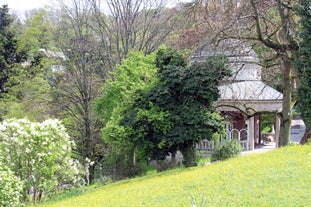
[0,0,52,16]
[1,0,191,18]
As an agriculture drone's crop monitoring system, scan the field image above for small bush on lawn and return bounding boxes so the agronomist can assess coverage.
[211,139,242,162]
[103,152,147,180]
[0,162,23,207]
[156,159,179,172]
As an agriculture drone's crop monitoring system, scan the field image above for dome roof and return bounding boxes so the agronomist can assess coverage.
[219,81,283,101]
[191,39,283,113]
[191,39,262,81]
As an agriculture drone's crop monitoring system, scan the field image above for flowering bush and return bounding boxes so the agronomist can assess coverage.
[0,119,84,203]
[0,161,23,207]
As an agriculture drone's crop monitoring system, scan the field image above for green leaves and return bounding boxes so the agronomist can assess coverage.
[98,47,229,167]
[295,0,311,129]
[0,119,83,203]
[0,5,19,96]
[143,48,229,165]
[155,46,187,70]
[96,51,158,124]
[0,162,23,207]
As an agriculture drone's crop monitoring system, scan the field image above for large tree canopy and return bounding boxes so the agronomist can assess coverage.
[130,47,230,166]
[98,47,230,169]
[95,51,158,177]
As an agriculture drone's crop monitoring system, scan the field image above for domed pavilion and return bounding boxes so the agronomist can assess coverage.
[193,40,282,151]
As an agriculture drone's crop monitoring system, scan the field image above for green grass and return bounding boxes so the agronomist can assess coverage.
[33,145,311,207]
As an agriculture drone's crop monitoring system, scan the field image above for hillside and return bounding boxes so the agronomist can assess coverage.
[36,145,311,207]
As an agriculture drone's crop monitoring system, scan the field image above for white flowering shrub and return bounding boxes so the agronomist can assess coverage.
[0,161,23,207]
[0,119,83,203]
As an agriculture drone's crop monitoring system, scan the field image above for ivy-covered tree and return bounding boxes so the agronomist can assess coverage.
[295,0,311,144]
[129,47,229,167]
[98,47,228,170]
[0,5,19,96]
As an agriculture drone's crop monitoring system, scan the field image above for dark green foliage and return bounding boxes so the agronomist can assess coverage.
[0,5,19,96]
[132,47,230,166]
[179,141,197,167]
[295,0,311,130]
[211,139,242,162]
[120,103,174,161]
[98,47,229,171]
[261,114,275,133]
[155,46,187,70]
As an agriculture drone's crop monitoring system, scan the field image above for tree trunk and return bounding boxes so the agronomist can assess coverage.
[279,57,292,147]
[132,146,137,166]
[179,141,197,167]
[301,128,311,145]
[89,164,95,184]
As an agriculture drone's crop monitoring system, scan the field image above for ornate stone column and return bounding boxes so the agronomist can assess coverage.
[248,116,255,150]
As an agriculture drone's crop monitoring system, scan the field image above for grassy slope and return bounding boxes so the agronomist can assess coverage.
[36,145,311,207]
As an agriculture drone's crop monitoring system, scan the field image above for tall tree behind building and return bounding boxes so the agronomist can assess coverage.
[181,0,300,146]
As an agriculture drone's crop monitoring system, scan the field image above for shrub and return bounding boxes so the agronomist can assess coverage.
[156,159,179,172]
[103,151,147,180]
[0,119,83,203]
[0,162,23,207]
[211,139,242,162]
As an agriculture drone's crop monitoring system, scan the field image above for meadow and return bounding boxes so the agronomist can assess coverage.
[34,145,311,207]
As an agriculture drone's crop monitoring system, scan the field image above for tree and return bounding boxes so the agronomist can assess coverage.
[0,70,53,121]
[0,5,19,96]
[52,0,110,184]
[96,51,158,177]
[0,9,60,121]
[17,9,54,61]
[295,0,311,144]
[135,47,228,166]
[89,0,181,69]
[0,119,83,204]
[100,47,229,168]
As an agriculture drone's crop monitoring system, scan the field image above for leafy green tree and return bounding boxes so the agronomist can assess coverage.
[0,119,83,204]
[0,57,56,121]
[0,5,19,96]
[295,0,311,143]
[130,47,229,166]
[99,47,228,169]
[96,51,158,177]
[17,10,54,61]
